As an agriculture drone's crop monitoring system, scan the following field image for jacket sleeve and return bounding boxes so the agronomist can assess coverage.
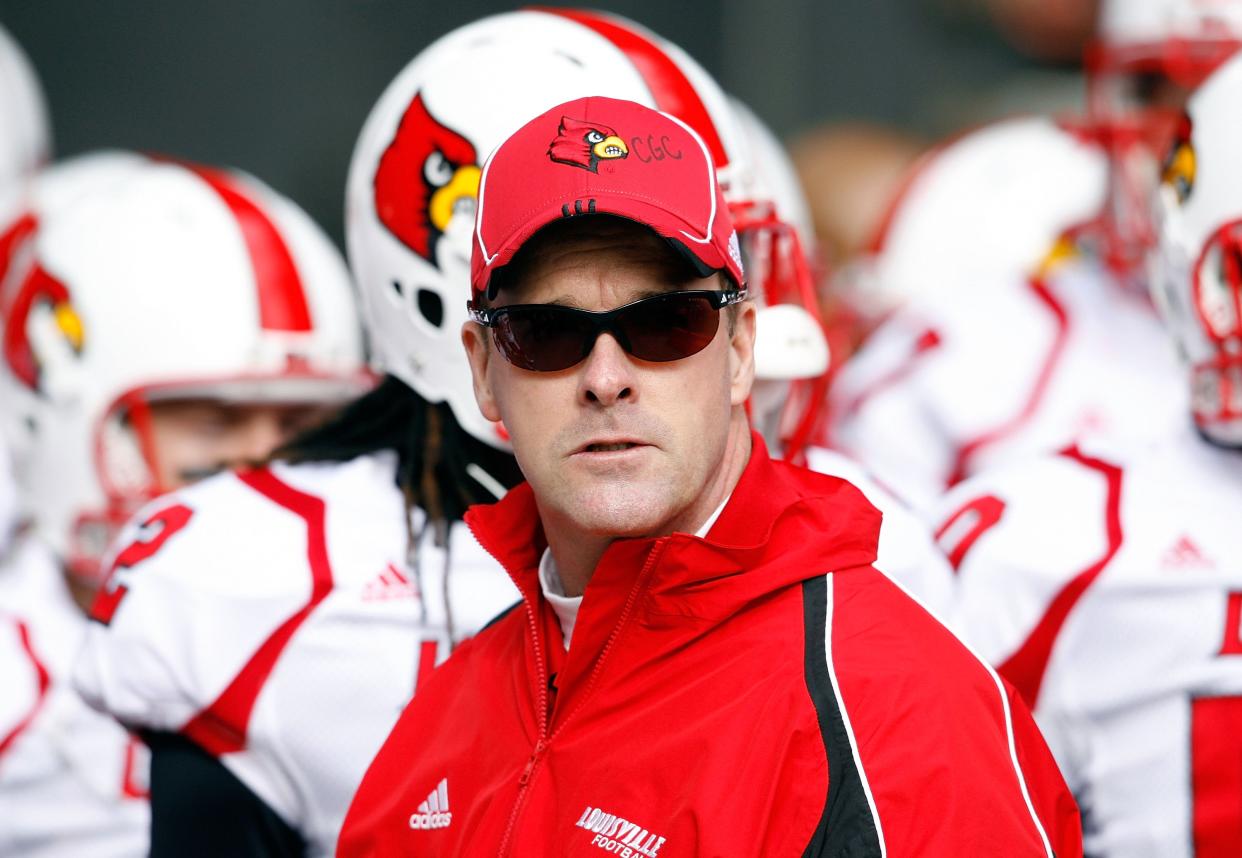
[810,566,1082,857]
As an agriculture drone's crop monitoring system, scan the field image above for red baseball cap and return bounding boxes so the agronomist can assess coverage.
[471,95,745,300]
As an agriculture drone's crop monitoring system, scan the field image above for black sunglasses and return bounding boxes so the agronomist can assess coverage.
[468,289,747,372]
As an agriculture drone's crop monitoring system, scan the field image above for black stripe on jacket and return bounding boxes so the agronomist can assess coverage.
[801,575,883,857]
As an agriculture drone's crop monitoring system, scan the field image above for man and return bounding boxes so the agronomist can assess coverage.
[0,153,365,857]
[936,48,1242,857]
[337,95,1081,856]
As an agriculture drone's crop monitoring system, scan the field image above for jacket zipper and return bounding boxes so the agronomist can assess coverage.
[496,596,550,855]
[496,538,669,855]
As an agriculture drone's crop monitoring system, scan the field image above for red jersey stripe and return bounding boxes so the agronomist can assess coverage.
[998,446,1124,710]
[181,468,333,755]
[0,619,52,759]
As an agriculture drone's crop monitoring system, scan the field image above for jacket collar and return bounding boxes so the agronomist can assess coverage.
[464,432,882,608]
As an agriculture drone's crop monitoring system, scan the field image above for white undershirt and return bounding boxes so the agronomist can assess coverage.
[538,497,730,650]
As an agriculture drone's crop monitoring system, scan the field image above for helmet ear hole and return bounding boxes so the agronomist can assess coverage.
[390,279,404,298]
[417,288,444,328]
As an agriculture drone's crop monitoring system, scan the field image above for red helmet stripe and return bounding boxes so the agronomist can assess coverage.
[538,8,731,169]
[189,166,313,332]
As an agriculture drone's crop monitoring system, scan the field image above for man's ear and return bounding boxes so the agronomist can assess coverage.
[728,301,757,407]
[462,321,502,422]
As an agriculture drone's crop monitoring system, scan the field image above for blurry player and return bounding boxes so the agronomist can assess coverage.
[829,1,1242,513]
[936,50,1242,855]
[0,154,366,856]
[826,115,1186,512]
[0,20,50,562]
[733,100,956,618]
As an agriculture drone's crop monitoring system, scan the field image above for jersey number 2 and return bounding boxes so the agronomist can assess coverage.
[89,504,194,626]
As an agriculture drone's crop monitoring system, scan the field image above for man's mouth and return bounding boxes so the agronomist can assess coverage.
[584,441,639,453]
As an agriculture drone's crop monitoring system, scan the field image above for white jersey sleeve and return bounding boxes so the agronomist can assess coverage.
[936,432,1242,857]
[0,541,148,858]
[830,260,1185,513]
[73,452,519,857]
[804,445,955,621]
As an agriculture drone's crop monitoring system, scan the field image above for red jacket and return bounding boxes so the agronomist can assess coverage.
[338,437,1081,857]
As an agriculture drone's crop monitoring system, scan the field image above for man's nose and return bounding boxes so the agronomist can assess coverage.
[577,332,636,406]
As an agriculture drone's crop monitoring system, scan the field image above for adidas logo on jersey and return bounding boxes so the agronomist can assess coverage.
[1162,535,1214,570]
[409,778,452,830]
[363,562,418,602]
[575,805,667,856]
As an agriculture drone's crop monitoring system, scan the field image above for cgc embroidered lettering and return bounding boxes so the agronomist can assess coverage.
[574,806,667,856]
[408,778,452,830]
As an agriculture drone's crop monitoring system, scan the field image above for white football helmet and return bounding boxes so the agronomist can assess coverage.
[837,117,1107,327]
[0,22,50,190]
[728,98,830,463]
[0,154,367,579]
[1088,0,1242,276]
[346,8,762,450]
[1150,51,1242,445]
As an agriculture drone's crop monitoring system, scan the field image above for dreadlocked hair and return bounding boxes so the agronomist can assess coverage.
[273,374,524,525]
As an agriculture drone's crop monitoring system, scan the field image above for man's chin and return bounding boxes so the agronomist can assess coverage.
[560,485,678,539]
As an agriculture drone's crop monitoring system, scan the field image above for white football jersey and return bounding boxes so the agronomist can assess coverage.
[829,257,1187,512]
[73,451,519,857]
[0,537,149,858]
[935,428,1242,857]
[804,445,955,621]
[0,439,16,559]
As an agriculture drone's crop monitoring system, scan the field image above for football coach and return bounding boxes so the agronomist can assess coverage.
[337,96,1082,857]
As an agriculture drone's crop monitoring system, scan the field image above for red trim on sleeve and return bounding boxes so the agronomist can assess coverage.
[0,619,52,761]
[838,326,942,424]
[934,493,1006,573]
[181,468,334,755]
[535,8,730,168]
[186,166,313,332]
[998,447,1123,710]
[947,276,1071,487]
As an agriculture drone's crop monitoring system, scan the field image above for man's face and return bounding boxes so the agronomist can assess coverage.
[146,399,333,489]
[463,220,755,539]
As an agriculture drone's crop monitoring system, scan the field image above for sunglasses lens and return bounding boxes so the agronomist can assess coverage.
[618,292,720,362]
[492,306,594,372]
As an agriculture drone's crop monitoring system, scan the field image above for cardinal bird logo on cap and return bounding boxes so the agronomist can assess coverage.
[548,116,629,174]
[3,262,85,392]
[374,93,480,269]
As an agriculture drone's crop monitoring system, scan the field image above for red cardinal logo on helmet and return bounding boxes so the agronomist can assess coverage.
[548,116,630,173]
[373,93,480,269]
[3,262,85,391]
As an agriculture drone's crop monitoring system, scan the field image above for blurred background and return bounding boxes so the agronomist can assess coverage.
[0,0,1098,247]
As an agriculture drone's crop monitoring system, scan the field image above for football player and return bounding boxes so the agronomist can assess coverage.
[74,10,957,858]
[935,49,1242,856]
[828,0,1242,513]
[732,99,956,618]
[0,153,365,857]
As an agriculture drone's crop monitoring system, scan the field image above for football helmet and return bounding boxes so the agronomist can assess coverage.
[0,22,50,190]
[0,154,367,580]
[837,116,1107,328]
[1087,0,1242,276]
[346,8,763,450]
[728,97,829,463]
[1150,51,1242,444]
